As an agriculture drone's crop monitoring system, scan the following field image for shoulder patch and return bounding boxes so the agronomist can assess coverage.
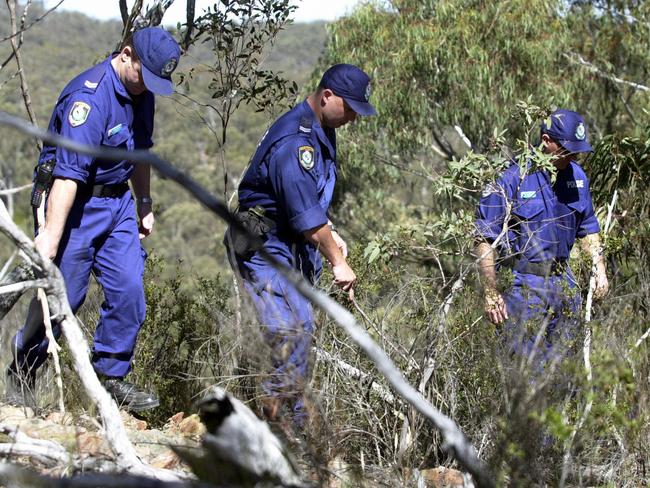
[298,145,314,170]
[298,115,312,134]
[481,182,497,198]
[68,101,91,127]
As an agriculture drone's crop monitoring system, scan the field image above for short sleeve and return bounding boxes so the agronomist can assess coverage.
[52,94,104,183]
[475,173,514,242]
[268,138,328,233]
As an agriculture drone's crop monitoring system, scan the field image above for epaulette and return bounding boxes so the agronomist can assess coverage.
[298,115,312,134]
[58,62,107,102]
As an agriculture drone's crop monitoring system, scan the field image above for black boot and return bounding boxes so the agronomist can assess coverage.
[100,377,159,412]
[5,367,37,409]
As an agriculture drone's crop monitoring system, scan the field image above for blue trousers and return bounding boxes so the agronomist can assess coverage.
[12,191,146,378]
[232,237,320,419]
[502,270,581,366]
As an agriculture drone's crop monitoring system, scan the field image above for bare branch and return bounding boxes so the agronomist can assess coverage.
[0,183,31,196]
[314,346,401,408]
[563,52,650,93]
[119,0,129,26]
[0,277,48,294]
[175,388,304,487]
[0,463,204,487]
[6,0,41,151]
[182,0,196,50]
[0,0,64,44]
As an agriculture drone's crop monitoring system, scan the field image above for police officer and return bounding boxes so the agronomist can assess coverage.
[7,27,181,411]
[227,64,376,422]
[475,109,609,360]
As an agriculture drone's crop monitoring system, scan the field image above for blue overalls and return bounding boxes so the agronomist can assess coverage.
[476,161,600,361]
[230,100,337,416]
[12,56,155,379]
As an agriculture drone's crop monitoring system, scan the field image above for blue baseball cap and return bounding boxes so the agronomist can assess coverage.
[541,109,593,153]
[319,64,377,116]
[133,27,181,96]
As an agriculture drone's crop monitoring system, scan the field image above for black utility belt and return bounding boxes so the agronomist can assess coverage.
[226,206,277,258]
[503,258,568,277]
[90,182,130,198]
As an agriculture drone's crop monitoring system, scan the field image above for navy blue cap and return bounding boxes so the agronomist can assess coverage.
[541,109,593,153]
[133,27,181,96]
[319,64,376,116]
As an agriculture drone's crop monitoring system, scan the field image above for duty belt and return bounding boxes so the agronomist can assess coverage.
[502,257,568,277]
[91,182,130,198]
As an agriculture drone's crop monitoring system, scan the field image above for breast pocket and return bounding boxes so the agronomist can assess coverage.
[511,199,545,236]
[105,124,134,151]
[512,199,544,220]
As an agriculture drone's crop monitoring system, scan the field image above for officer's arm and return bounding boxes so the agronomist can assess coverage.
[579,233,609,299]
[130,163,150,201]
[475,239,509,325]
[475,240,498,289]
[34,178,78,260]
[130,164,154,239]
[304,224,356,299]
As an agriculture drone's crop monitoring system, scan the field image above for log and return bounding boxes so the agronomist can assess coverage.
[173,387,304,488]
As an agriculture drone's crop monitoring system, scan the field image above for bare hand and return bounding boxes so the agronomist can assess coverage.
[138,204,155,240]
[34,229,59,261]
[593,269,609,300]
[333,261,356,300]
[484,288,508,325]
[331,230,348,258]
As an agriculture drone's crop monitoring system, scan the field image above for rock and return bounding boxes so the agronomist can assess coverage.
[419,467,467,487]
[150,450,181,470]
[178,414,204,437]
[75,431,112,457]
[162,412,184,434]
[0,405,35,423]
[119,410,147,431]
[45,411,76,425]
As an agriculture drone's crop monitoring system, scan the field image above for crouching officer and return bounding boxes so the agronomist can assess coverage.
[475,109,609,364]
[226,64,377,423]
[7,27,182,411]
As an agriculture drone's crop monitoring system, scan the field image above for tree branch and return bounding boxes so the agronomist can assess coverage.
[0,0,64,44]
[563,52,650,92]
[6,0,41,152]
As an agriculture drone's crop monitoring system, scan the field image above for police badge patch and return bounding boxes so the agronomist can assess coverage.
[298,145,314,170]
[69,101,91,127]
[575,122,586,141]
[162,58,178,77]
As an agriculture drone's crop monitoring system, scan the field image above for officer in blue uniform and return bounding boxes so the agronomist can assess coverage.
[227,64,376,422]
[475,109,609,361]
[7,27,181,411]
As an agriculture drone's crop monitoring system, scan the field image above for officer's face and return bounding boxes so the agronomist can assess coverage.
[542,134,573,169]
[123,49,147,96]
[321,90,357,128]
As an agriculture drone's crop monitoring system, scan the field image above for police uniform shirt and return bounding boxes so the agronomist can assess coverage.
[238,100,337,236]
[41,56,155,186]
[476,161,600,263]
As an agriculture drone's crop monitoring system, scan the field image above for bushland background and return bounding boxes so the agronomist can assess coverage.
[0,0,649,486]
